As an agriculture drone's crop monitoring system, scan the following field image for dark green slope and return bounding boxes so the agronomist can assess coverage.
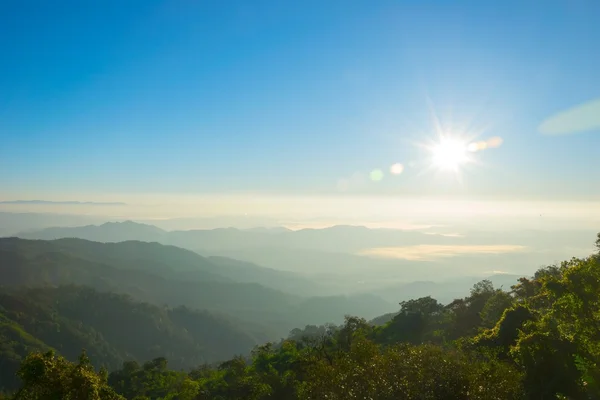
[6,235,321,295]
[0,238,392,339]
[0,237,229,283]
[0,238,299,336]
[0,285,262,391]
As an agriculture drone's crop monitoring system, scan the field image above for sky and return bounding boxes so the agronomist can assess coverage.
[1,0,600,220]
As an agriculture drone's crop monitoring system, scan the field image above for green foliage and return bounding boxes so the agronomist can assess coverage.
[474,304,534,352]
[108,358,195,400]
[473,234,600,399]
[374,296,445,345]
[510,255,600,398]
[480,289,514,328]
[299,338,524,400]
[444,280,498,339]
[13,350,124,400]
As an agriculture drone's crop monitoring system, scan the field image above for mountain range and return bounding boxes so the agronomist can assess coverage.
[0,237,395,339]
[13,220,534,295]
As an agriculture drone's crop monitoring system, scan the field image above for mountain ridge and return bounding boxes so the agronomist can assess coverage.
[0,237,394,339]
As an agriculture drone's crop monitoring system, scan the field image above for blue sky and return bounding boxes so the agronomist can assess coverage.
[1,0,599,203]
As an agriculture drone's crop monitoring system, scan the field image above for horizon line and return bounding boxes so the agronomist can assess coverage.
[0,200,128,206]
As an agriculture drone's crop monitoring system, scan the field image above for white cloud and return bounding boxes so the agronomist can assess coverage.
[358,244,527,261]
[539,98,600,135]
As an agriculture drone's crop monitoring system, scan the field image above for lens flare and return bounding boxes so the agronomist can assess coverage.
[466,137,503,153]
[390,163,404,175]
[370,169,384,181]
[487,136,503,148]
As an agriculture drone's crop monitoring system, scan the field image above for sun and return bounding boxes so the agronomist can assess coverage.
[430,137,469,171]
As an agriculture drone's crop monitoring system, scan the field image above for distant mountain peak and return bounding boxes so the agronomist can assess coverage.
[99,220,165,231]
[244,227,291,233]
[17,220,166,243]
[327,224,370,230]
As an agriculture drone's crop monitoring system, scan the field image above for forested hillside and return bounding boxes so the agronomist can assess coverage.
[0,286,261,392]
[0,238,394,339]
[1,234,599,399]
[1,235,319,293]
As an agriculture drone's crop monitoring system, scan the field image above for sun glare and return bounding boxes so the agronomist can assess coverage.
[430,138,469,171]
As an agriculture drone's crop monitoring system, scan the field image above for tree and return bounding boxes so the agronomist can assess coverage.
[108,358,191,399]
[512,325,584,399]
[375,296,445,345]
[14,350,124,400]
[474,304,534,354]
[446,281,497,339]
[480,290,515,328]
